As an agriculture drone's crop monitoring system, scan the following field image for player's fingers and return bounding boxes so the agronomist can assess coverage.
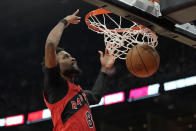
[107,49,112,55]
[71,20,80,24]
[105,48,109,55]
[75,16,81,19]
[112,53,117,60]
[98,51,103,58]
[112,55,116,60]
[73,9,79,15]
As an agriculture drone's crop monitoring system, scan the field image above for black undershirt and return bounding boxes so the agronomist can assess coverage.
[43,66,109,105]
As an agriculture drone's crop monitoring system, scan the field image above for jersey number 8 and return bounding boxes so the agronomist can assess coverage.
[86,111,94,128]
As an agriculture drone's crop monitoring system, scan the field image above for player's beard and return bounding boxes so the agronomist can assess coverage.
[62,66,82,77]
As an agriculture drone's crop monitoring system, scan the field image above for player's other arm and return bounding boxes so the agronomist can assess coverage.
[85,49,116,105]
[45,9,81,68]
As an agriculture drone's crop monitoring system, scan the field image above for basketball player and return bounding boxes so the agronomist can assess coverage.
[43,9,116,131]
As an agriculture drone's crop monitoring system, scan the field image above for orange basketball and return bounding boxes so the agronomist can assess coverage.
[126,44,160,78]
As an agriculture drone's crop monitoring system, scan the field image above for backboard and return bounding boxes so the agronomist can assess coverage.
[82,0,196,48]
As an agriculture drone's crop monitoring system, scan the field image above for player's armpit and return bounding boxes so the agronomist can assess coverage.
[84,90,100,105]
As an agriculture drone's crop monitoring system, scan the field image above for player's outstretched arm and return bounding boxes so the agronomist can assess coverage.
[85,49,116,105]
[45,9,81,68]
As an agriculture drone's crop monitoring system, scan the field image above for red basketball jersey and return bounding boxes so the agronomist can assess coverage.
[44,81,96,131]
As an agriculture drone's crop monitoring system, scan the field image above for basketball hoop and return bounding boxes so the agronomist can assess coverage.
[85,9,158,59]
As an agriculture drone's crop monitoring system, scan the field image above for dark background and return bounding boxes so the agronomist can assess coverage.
[0,0,196,131]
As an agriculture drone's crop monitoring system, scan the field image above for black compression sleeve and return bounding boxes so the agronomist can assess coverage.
[43,66,68,104]
[85,71,109,105]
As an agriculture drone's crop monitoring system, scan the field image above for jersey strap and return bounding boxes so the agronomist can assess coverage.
[61,90,89,124]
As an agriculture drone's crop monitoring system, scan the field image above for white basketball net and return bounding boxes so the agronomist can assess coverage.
[87,12,158,59]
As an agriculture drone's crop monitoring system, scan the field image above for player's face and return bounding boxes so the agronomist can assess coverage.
[57,51,81,77]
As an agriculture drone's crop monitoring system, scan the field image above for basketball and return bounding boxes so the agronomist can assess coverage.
[126,44,160,78]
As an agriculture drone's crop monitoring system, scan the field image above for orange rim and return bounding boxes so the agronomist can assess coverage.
[85,9,111,32]
[85,9,151,33]
[149,0,160,3]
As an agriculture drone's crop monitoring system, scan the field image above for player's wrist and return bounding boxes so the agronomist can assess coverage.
[101,67,108,73]
[101,67,114,76]
[60,19,68,27]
